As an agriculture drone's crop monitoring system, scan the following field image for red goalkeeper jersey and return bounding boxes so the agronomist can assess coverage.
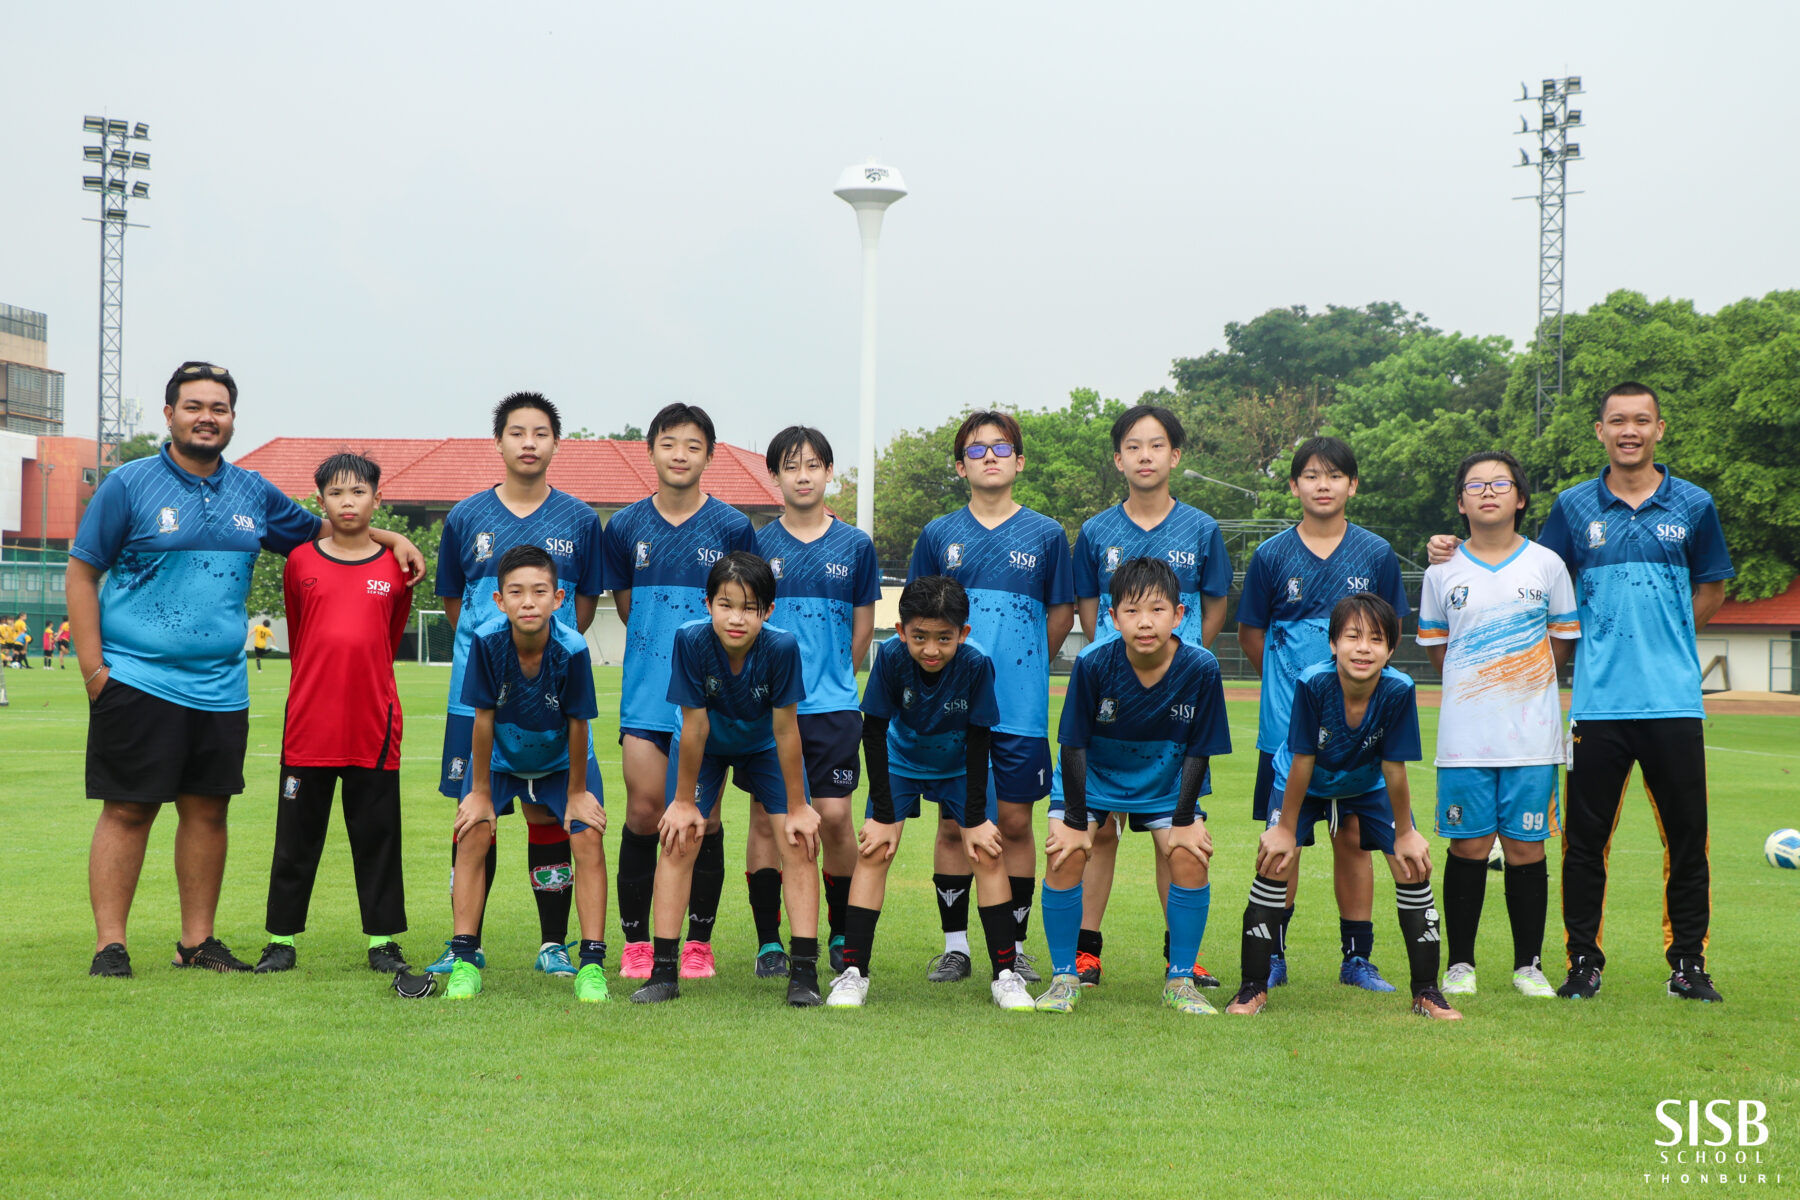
[281,540,413,768]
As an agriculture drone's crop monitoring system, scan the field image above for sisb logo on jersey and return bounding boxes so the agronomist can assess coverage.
[751,684,770,700]
[474,532,495,561]
[231,514,257,533]
[1169,702,1195,722]
[1586,520,1606,548]
[1516,587,1547,602]
[1104,546,1123,572]
[824,562,851,579]
[367,579,392,595]
[544,538,574,557]
[1656,523,1688,542]
[282,776,300,800]
[1009,550,1038,570]
[944,543,963,570]
[1167,549,1196,570]
[696,547,724,567]
[1345,576,1371,592]
[942,697,969,713]
[1360,729,1383,750]
[158,506,180,533]
[1449,585,1469,611]
[635,540,651,570]
[1097,698,1118,724]
[1285,576,1303,604]
[543,691,559,710]
[705,674,721,696]
[902,686,915,709]
[768,557,785,580]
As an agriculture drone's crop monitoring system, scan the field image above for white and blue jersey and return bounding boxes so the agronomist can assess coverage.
[1236,523,1408,754]
[1057,638,1232,814]
[758,517,881,715]
[666,621,805,756]
[1537,466,1733,722]
[860,637,1000,780]
[1072,501,1232,647]
[460,615,600,778]
[1274,662,1422,800]
[436,487,604,722]
[604,496,760,734]
[907,506,1074,739]
[70,446,319,711]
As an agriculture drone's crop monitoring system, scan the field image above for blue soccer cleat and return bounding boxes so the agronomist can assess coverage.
[535,941,577,977]
[1268,954,1289,987]
[1339,956,1397,993]
[425,941,486,975]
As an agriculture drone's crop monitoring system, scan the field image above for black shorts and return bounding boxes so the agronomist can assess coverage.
[799,710,863,796]
[1251,750,1277,822]
[85,678,250,804]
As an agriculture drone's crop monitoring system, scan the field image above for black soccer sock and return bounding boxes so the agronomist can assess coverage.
[450,932,480,964]
[1240,875,1287,990]
[528,824,573,946]
[746,868,784,948]
[789,936,820,981]
[452,834,500,944]
[686,830,725,944]
[933,873,973,936]
[822,871,852,943]
[579,939,606,969]
[1503,858,1550,971]
[843,905,879,975]
[1340,918,1374,962]
[650,936,680,985]
[978,903,1019,980]
[1395,880,1442,994]
[616,828,658,944]
[1077,928,1103,958]
[1278,905,1295,957]
[1444,851,1489,968]
[1009,875,1036,948]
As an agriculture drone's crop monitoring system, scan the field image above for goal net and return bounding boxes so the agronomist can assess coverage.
[417,610,455,665]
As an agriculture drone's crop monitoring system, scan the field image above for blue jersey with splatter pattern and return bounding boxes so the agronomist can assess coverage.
[70,446,319,711]
[1235,523,1408,754]
[757,517,881,715]
[907,506,1074,738]
[667,620,805,756]
[1273,662,1422,800]
[1072,501,1232,648]
[603,495,760,733]
[1057,637,1232,813]
[460,612,599,778]
[860,636,1001,780]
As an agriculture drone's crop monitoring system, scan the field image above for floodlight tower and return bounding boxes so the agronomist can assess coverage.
[834,161,907,539]
[1515,77,1584,435]
[80,115,151,481]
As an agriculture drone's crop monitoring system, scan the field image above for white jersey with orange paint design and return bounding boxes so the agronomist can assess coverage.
[1416,538,1579,767]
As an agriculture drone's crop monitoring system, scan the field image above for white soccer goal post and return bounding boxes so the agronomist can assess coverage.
[417,609,454,665]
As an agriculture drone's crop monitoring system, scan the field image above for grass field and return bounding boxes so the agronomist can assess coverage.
[2,660,1795,1199]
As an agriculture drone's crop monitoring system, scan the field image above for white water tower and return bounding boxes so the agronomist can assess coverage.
[834,161,907,539]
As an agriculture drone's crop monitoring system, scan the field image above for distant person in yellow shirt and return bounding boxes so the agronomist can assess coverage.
[57,618,72,668]
[251,619,275,673]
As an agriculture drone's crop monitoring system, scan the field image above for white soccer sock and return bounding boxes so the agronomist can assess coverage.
[944,931,971,955]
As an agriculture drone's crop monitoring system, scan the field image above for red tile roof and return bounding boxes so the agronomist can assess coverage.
[1709,578,1800,627]
[234,437,782,510]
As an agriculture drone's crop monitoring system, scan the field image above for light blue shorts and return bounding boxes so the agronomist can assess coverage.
[1435,764,1560,842]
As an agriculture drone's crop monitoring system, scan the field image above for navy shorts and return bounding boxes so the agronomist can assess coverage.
[1251,749,1277,822]
[799,710,862,796]
[1046,806,1209,833]
[1267,788,1410,854]
[619,726,674,757]
[668,739,812,817]
[870,772,996,827]
[440,713,474,799]
[460,750,605,833]
[987,733,1053,804]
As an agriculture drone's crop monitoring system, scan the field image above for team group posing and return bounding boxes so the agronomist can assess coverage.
[75,363,1735,1020]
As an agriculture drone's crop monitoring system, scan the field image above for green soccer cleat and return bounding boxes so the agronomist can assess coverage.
[573,963,609,1003]
[1034,973,1082,1013]
[1162,976,1219,1015]
[445,960,482,1000]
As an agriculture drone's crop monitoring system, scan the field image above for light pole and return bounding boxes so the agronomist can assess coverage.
[80,115,152,482]
[834,161,907,539]
[38,460,55,609]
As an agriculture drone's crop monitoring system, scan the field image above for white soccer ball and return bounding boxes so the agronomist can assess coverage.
[1487,840,1505,872]
[1765,828,1800,870]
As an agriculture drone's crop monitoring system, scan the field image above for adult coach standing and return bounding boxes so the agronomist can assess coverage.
[1429,382,1732,1002]
[71,362,425,978]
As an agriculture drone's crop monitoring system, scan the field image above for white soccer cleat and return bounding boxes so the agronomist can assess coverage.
[1512,963,1557,998]
[825,967,869,1008]
[1442,962,1478,996]
[990,969,1034,1011]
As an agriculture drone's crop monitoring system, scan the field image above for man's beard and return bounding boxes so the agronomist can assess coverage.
[172,430,230,462]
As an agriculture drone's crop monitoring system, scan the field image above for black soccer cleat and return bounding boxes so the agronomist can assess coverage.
[754,946,790,978]
[629,980,682,1004]
[367,942,411,975]
[392,970,437,999]
[1556,956,1602,1000]
[925,950,973,983]
[1667,959,1723,1003]
[1192,963,1222,989]
[786,965,823,1008]
[828,937,846,975]
[174,937,254,974]
[90,943,132,978]
[255,943,297,974]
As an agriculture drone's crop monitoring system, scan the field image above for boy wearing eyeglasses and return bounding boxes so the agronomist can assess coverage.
[907,411,1075,984]
[1416,450,1578,1000]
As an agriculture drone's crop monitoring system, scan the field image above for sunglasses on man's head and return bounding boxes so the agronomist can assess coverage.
[962,443,1015,460]
[177,363,230,378]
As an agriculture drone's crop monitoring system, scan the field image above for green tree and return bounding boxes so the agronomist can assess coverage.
[116,432,164,463]
[608,423,644,441]
[245,498,443,620]
[1171,302,1436,396]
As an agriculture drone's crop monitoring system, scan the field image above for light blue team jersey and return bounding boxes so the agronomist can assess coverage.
[860,636,1001,780]
[435,487,604,720]
[458,614,600,779]
[1235,523,1409,754]
[1056,637,1232,813]
[666,620,805,757]
[1537,466,1734,721]
[757,517,882,715]
[1072,501,1232,648]
[1273,661,1423,800]
[907,506,1074,739]
[70,446,319,711]
[603,495,759,734]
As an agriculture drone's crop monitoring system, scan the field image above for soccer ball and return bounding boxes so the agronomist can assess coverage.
[1765,829,1800,870]
[1487,840,1505,872]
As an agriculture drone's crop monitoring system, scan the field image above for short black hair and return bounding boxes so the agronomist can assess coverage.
[649,403,717,453]
[1110,405,1185,453]
[1454,449,1529,532]
[706,551,776,610]
[765,425,834,475]
[898,575,970,628]
[1600,381,1661,420]
[1329,593,1400,651]
[165,361,238,410]
[496,543,558,588]
[492,392,562,441]
[1108,556,1181,609]
[313,452,381,492]
[1289,436,1357,481]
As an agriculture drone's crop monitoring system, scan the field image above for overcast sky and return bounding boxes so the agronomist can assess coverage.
[4,2,1796,461]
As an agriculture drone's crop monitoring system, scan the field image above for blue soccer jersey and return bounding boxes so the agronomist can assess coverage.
[1274,661,1423,799]
[1057,638,1233,813]
[1072,501,1232,648]
[907,506,1074,738]
[70,446,319,711]
[1235,523,1409,754]
[667,620,805,756]
[435,487,604,721]
[859,636,1001,780]
[1537,466,1734,721]
[758,517,882,715]
[460,615,601,778]
[604,495,760,734]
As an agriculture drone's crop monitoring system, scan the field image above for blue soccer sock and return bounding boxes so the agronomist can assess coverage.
[1166,883,1211,978]
[1041,883,1083,977]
